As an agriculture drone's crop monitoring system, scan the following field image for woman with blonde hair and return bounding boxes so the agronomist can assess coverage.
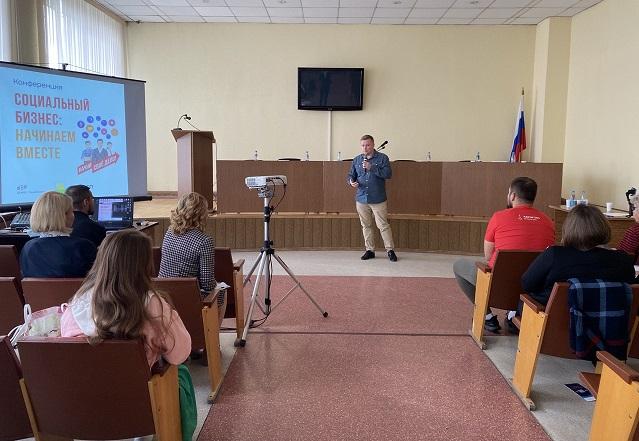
[61,229,191,367]
[20,191,96,277]
[159,192,225,317]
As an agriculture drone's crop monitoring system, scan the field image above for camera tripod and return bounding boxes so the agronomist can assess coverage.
[235,186,328,347]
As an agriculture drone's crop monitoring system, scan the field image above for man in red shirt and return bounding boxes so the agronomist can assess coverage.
[453,176,555,332]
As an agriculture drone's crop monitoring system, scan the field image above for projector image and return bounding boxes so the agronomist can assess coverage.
[245,175,288,188]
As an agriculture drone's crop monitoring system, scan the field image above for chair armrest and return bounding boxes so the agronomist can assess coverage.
[202,291,219,307]
[234,259,245,271]
[151,358,170,376]
[597,351,639,384]
[520,294,545,314]
[475,262,491,273]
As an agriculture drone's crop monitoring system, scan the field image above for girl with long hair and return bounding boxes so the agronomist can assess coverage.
[61,229,191,367]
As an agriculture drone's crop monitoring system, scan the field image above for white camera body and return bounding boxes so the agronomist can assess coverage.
[245,175,288,189]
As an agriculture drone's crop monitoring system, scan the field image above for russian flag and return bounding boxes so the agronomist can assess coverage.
[509,91,526,162]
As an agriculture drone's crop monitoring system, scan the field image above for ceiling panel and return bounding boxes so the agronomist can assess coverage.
[268,7,304,16]
[271,16,305,21]
[202,16,239,21]
[376,0,417,8]
[374,8,411,17]
[408,7,446,17]
[305,16,338,21]
[413,0,454,7]
[166,15,205,20]
[478,7,521,18]
[489,0,534,6]
[452,0,492,7]
[231,6,269,15]
[302,0,339,5]
[472,18,509,24]
[521,7,565,16]
[443,7,482,18]
[338,7,375,16]
[303,7,339,16]
[372,17,405,23]
[405,17,438,23]
[438,18,472,24]
[337,17,371,22]
[237,16,271,21]
[264,0,303,7]
[156,6,199,14]
[534,0,578,6]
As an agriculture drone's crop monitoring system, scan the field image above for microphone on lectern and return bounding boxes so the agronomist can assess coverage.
[174,114,190,130]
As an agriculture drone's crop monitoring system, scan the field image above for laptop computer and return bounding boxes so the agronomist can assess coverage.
[91,197,134,231]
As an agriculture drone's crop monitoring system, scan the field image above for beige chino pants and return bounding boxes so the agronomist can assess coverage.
[356,200,395,251]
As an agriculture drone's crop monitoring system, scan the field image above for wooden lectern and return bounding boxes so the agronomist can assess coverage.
[171,130,216,207]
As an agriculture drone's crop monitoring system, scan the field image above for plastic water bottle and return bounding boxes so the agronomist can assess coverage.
[427,152,432,161]
[337,151,342,161]
[475,151,481,162]
[253,150,258,161]
[304,151,310,161]
[568,190,576,208]
[579,191,588,205]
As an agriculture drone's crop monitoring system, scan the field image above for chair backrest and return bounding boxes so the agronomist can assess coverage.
[215,247,236,319]
[0,278,25,336]
[0,336,32,441]
[18,337,155,440]
[489,250,541,310]
[0,245,21,280]
[540,282,639,358]
[21,278,84,311]
[152,277,205,350]
[152,246,162,277]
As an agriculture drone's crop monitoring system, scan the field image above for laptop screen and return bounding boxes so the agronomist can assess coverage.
[92,197,134,229]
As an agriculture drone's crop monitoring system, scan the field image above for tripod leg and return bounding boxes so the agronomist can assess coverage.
[272,254,328,317]
[243,252,262,287]
[236,252,267,346]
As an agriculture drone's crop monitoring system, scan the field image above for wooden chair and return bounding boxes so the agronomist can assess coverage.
[153,245,246,339]
[471,250,541,348]
[586,351,639,441]
[152,245,162,277]
[0,277,25,335]
[0,245,21,280]
[215,247,245,339]
[512,282,639,410]
[0,336,32,441]
[18,337,181,441]
[153,277,223,402]
[21,278,83,311]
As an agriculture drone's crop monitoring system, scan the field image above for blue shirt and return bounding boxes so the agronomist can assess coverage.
[347,150,392,204]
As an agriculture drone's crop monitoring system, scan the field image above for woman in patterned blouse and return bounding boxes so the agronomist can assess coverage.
[159,192,226,321]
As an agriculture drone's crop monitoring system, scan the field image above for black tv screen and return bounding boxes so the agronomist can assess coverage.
[298,68,364,111]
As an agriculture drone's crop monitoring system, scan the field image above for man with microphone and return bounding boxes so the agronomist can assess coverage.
[347,134,397,262]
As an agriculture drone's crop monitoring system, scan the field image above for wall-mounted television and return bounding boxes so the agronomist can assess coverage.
[298,67,364,111]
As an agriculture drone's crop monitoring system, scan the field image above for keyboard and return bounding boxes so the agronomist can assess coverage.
[10,212,30,230]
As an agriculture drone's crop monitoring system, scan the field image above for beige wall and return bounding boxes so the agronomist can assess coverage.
[530,17,570,164]
[127,24,535,191]
[564,0,639,209]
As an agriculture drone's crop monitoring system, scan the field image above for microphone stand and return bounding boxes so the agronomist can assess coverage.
[173,113,187,130]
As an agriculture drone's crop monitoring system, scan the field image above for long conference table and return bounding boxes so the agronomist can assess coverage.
[175,160,563,254]
[216,160,563,217]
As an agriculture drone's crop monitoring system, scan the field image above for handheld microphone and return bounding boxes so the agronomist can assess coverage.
[378,140,389,150]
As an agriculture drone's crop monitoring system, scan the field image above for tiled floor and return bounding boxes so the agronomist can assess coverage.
[191,251,600,441]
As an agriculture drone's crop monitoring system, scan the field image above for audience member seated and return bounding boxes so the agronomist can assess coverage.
[20,191,97,278]
[618,205,639,264]
[65,184,106,247]
[61,229,191,367]
[159,192,226,320]
[453,177,555,333]
[60,229,194,438]
[522,204,636,307]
